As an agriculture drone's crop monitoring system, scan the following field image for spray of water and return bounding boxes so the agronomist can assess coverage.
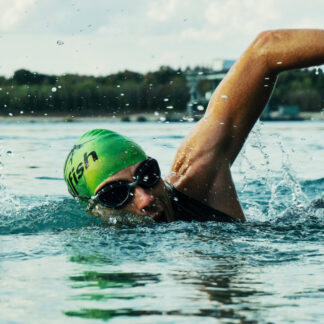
[237,121,311,222]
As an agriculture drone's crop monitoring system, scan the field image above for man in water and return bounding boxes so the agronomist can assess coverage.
[64,29,324,223]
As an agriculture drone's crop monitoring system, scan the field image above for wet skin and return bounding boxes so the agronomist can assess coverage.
[94,161,175,223]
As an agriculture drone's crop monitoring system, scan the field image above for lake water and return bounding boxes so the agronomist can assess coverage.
[0,121,323,323]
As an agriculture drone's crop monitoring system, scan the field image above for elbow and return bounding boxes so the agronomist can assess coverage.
[250,30,286,72]
[251,30,275,58]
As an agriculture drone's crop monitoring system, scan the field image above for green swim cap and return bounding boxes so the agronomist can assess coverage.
[64,129,147,197]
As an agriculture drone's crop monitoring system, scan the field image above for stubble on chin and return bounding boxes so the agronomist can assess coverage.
[88,203,156,225]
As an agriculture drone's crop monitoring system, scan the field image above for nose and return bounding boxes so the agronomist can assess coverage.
[133,186,154,211]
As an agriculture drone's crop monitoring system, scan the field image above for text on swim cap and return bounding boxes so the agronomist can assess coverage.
[68,151,98,195]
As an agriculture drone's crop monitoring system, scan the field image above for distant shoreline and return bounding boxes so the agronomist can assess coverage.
[0,112,323,123]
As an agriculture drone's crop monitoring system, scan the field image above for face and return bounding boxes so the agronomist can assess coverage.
[93,160,175,223]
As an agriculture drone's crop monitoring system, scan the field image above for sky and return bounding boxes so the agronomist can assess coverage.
[0,0,323,77]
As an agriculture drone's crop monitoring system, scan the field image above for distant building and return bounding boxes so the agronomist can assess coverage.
[212,59,236,72]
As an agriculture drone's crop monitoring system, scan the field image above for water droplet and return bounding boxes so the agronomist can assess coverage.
[20,110,24,114]
[125,103,129,106]
[276,61,282,65]
[159,117,166,122]
[197,105,204,111]
[57,40,64,46]
[0,88,2,91]
[6,151,12,156]
[58,85,62,88]
[187,117,194,122]
[4,104,7,108]
[44,113,48,116]
[164,98,169,102]
[219,122,224,125]
[221,94,227,99]
[154,111,159,116]
[51,87,57,92]
[173,197,179,202]
[116,85,120,88]
[120,93,124,96]
[198,71,203,75]
[166,105,173,109]
[8,112,13,116]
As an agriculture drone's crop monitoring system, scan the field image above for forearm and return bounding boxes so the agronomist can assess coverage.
[257,29,324,73]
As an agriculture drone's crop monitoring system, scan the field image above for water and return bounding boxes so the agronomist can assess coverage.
[1,121,323,323]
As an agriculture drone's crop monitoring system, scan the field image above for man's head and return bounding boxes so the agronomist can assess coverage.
[63,129,147,197]
[64,129,174,222]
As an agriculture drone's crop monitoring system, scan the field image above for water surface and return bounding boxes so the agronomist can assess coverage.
[1,121,323,323]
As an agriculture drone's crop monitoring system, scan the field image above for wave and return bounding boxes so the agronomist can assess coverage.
[0,198,102,235]
[0,195,322,237]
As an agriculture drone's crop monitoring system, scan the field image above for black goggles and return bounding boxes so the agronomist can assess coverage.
[91,157,161,209]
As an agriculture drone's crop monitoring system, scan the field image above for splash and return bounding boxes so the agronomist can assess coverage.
[0,144,21,217]
[237,121,311,222]
[268,140,308,219]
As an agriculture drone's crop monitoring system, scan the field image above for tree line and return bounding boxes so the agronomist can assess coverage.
[0,66,322,116]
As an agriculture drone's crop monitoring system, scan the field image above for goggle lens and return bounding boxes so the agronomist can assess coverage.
[98,181,131,208]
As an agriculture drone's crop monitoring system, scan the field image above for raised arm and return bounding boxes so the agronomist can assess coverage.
[206,29,324,164]
[167,29,324,218]
[185,29,324,167]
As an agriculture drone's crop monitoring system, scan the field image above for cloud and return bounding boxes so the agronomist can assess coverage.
[290,18,324,29]
[180,27,222,42]
[173,0,280,44]
[1,0,324,77]
[0,0,36,31]
[205,0,279,34]
[147,0,180,22]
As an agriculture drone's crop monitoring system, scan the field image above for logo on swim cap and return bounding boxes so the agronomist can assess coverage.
[63,129,147,197]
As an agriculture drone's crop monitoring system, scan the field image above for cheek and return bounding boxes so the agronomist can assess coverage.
[152,181,169,202]
[123,201,138,212]
[151,181,164,196]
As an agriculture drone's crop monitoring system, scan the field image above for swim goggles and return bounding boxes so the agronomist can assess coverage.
[88,157,161,209]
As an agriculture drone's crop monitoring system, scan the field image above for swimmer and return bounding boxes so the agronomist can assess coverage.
[64,29,324,223]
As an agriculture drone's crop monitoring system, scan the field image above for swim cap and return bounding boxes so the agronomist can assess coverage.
[64,129,147,197]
